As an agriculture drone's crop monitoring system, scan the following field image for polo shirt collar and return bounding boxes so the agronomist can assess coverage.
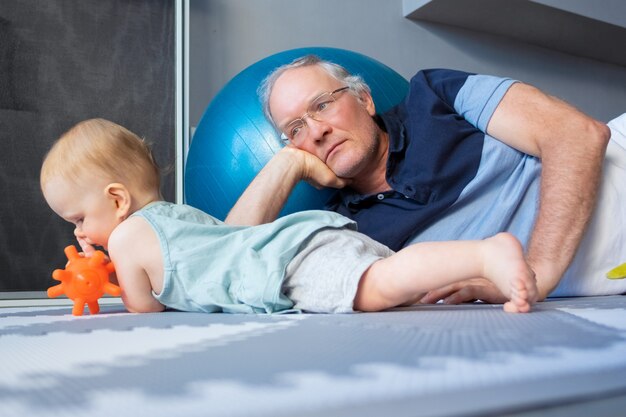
[330,112,407,207]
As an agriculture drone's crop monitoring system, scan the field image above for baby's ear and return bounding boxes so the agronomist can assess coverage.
[105,183,131,220]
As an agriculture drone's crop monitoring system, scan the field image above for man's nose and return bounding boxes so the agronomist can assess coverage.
[306,117,331,142]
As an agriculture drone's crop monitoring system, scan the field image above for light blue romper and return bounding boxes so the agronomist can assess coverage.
[132,202,356,313]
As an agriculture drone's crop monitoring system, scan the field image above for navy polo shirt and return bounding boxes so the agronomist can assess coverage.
[326,69,531,251]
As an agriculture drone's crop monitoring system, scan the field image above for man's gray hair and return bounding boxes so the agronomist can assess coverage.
[258,55,371,129]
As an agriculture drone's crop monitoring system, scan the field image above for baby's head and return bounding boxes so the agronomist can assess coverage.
[41,118,160,195]
[41,118,161,248]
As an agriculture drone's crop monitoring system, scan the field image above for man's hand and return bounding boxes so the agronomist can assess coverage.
[419,278,508,304]
[284,145,350,189]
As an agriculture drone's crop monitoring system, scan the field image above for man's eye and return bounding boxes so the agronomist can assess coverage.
[315,100,332,112]
[291,125,303,137]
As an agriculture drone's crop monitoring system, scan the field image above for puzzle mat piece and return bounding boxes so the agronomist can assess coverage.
[1,297,625,417]
[0,305,294,336]
[557,308,626,331]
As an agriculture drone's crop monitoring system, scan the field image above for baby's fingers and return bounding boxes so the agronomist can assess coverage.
[77,237,96,257]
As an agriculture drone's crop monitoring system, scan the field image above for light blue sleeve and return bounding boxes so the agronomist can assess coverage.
[454,75,517,132]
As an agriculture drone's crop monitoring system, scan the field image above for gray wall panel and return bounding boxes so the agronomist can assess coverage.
[189,0,626,126]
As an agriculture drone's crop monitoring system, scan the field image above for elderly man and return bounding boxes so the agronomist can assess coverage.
[225,55,626,304]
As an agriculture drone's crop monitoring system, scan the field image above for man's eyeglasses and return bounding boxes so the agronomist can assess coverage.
[280,86,350,144]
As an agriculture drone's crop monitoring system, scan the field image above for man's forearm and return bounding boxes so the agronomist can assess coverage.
[225,146,349,225]
[526,119,609,299]
[486,83,611,299]
[225,149,302,225]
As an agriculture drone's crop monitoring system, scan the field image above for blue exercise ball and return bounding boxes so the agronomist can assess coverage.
[185,47,409,220]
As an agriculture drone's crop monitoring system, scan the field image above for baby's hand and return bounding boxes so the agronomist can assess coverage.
[75,237,117,285]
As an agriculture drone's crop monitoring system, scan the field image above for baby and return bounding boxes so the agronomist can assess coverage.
[41,119,537,314]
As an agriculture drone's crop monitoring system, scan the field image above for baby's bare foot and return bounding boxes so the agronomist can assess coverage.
[504,280,532,313]
[483,233,537,313]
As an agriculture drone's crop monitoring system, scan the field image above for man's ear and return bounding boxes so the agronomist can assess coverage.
[359,91,376,116]
[104,183,132,220]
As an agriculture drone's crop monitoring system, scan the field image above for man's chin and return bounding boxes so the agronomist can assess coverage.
[329,167,357,181]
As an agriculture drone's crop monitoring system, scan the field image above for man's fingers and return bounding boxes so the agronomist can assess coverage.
[420,279,508,304]
[443,287,479,304]
[420,285,462,304]
[299,150,351,189]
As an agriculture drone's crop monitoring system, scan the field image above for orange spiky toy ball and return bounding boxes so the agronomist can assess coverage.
[47,245,121,316]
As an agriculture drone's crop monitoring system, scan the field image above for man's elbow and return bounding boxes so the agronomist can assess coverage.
[585,118,610,152]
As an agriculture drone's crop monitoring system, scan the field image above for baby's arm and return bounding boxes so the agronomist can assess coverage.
[108,218,165,313]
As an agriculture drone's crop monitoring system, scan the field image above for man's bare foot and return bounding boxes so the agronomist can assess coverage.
[482,233,538,313]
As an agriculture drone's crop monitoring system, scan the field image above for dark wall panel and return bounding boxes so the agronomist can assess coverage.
[0,0,176,292]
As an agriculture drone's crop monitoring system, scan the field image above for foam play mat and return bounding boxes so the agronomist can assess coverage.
[2,296,626,416]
